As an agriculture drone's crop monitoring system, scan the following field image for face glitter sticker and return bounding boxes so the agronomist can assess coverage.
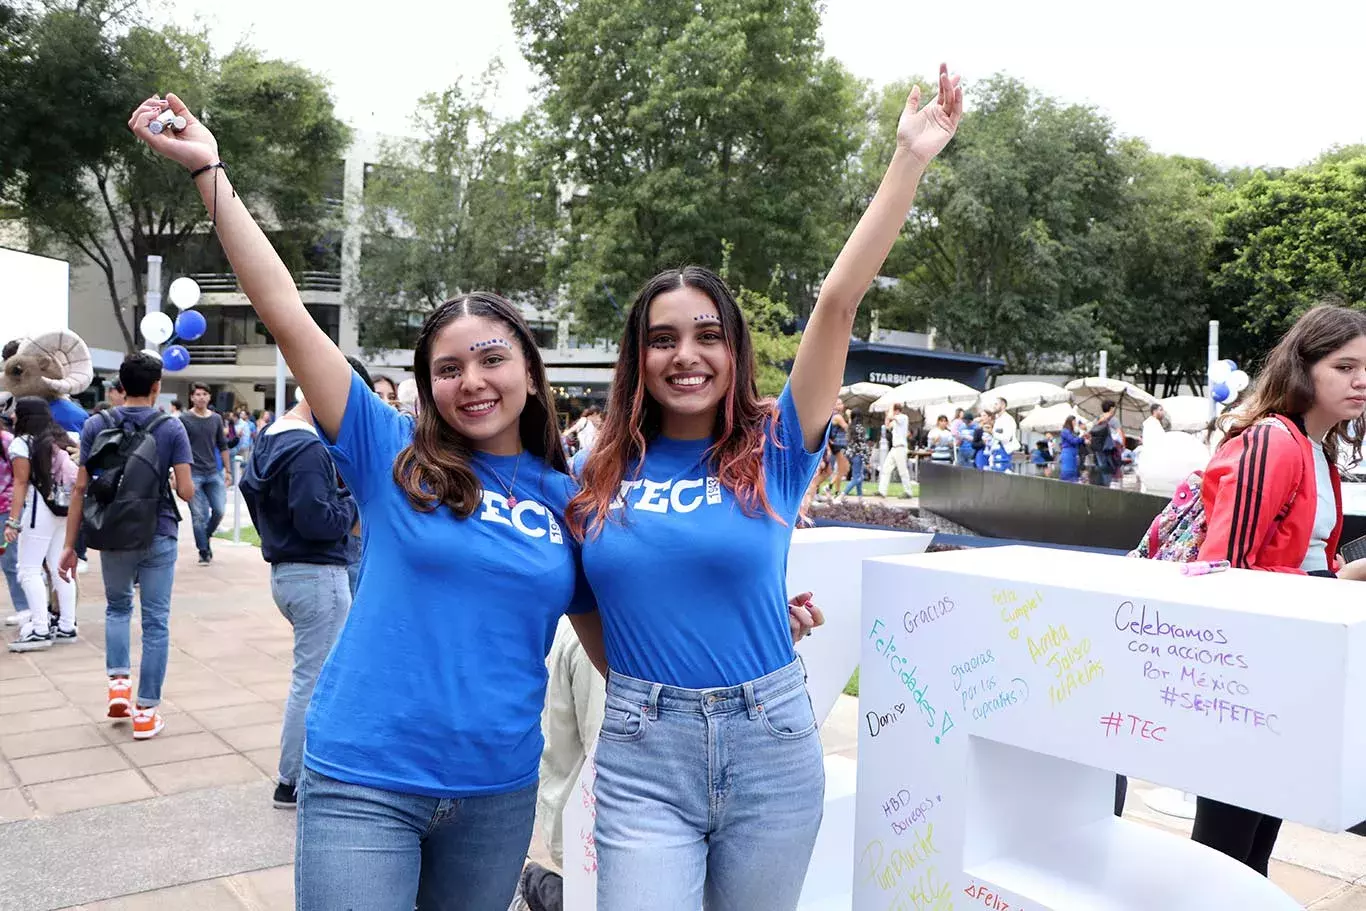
[693,314,720,322]
[469,338,510,352]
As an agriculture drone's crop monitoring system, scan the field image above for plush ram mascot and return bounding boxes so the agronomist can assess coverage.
[1,329,93,434]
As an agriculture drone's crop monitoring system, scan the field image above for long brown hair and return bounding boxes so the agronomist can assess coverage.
[1219,303,1366,465]
[393,292,568,516]
[567,266,780,539]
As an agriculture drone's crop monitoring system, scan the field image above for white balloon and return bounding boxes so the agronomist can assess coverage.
[1209,360,1231,383]
[139,311,174,345]
[168,276,202,310]
[1229,370,1251,393]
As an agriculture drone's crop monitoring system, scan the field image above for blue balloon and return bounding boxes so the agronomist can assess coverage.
[1211,381,1231,403]
[1223,358,1238,374]
[162,344,191,372]
[175,309,207,342]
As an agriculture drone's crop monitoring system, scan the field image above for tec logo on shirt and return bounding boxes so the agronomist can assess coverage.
[610,477,724,514]
[477,491,564,543]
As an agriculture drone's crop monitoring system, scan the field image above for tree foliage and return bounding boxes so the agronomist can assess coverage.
[510,0,864,337]
[355,69,560,351]
[0,2,348,351]
[1209,156,1366,365]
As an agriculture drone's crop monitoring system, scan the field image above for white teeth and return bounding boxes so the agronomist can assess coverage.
[461,402,496,414]
[670,376,707,387]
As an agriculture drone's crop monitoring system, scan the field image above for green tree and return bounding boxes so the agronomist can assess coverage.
[511,0,865,337]
[1209,155,1366,364]
[1103,142,1224,397]
[889,75,1128,373]
[0,3,348,351]
[355,69,560,351]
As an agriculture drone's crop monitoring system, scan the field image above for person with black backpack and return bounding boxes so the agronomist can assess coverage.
[57,352,194,741]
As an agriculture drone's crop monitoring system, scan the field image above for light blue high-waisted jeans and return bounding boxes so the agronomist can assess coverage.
[593,658,825,911]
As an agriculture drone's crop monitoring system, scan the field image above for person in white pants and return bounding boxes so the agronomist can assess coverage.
[878,403,912,497]
[3,398,78,652]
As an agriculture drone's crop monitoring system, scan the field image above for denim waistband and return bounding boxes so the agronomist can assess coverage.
[606,658,808,717]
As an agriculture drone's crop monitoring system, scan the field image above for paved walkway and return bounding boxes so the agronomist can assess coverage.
[0,531,1364,908]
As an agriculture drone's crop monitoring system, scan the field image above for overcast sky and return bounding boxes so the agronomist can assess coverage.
[161,0,1365,169]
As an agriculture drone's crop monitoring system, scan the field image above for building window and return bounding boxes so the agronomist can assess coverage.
[306,305,341,344]
[529,322,557,350]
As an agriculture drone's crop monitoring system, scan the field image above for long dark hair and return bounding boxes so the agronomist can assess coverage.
[14,397,64,500]
[393,293,567,517]
[567,266,778,538]
[1220,304,1366,464]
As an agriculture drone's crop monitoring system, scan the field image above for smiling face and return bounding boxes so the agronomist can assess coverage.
[1308,335,1366,428]
[642,285,734,439]
[427,315,534,455]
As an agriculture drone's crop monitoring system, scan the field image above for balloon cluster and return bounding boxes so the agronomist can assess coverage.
[1209,359,1250,404]
[137,277,206,372]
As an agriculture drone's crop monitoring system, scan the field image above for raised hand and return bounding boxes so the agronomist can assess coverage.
[896,63,964,168]
[127,93,219,173]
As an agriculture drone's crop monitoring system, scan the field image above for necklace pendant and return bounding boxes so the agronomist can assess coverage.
[507,495,518,507]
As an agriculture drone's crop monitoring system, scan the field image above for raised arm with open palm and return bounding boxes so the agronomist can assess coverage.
[127,93,353,439]
[788,64,963,450]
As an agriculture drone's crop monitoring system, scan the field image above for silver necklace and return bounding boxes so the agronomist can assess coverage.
[480,452,523,506]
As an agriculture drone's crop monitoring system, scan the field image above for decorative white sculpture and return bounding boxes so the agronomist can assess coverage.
[854,545,1366,910]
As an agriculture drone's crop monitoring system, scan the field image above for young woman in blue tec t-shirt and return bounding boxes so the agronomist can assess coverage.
[130,95,597,910]
[566,65,964,911]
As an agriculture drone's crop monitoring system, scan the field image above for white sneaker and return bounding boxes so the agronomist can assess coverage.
[9,623,53,652]
[4,611,29,627]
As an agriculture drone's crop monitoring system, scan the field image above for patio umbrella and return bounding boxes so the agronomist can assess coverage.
[1018,402,1079,434]
[870,378,980,414]
[1064,377,1157,439]
[838,382,893,411]
[977,381,1070,414]
[1158,395,1218,433]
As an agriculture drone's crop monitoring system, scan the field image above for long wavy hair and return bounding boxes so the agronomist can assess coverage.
[393,292,568,516]
[1218,303,1366,465]
[13,397,65,502]
[567,266,780,539]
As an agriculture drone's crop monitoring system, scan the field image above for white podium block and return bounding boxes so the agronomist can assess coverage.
[854,545,1366,910]
[563,526,931,910]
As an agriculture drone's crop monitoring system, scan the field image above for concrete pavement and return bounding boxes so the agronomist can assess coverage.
[0,529,1363,908]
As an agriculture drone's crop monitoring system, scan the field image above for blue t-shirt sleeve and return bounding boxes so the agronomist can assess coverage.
[318,371,408,505]
[764,382,827,511]
[165,420,193,468]
[566,545,597,615]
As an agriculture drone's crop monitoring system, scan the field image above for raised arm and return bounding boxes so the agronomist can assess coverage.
[788,65,963,450]
[128,94,352,439]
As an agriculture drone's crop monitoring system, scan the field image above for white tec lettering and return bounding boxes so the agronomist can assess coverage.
[478,491,564,543]
[610,478,722,514]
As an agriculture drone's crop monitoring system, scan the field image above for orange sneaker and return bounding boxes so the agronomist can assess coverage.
[107,678,132,719]
[132,707,164,740]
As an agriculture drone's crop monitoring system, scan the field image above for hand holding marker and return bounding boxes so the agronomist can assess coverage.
[1181,560,1230,577]
[148,109,186,135]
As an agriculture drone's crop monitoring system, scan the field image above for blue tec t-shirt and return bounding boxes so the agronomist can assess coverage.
[580,383,824,688]
[306,372,596,798]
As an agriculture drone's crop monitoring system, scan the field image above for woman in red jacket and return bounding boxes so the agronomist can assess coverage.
[1192,304,1366,873]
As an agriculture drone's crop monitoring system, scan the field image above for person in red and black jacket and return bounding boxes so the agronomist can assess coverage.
[1192,304,1366,875]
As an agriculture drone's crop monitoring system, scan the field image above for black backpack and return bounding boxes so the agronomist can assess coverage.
[83,410,178,552]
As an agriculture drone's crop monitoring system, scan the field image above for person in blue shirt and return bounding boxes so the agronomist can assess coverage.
[565,66,963,911]
[1059,415,1085,482]
[132,94,595,910]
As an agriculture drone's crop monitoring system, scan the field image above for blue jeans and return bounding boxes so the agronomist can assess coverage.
[272,563,351,787]
[102,534,178,707]
[594,659,825,911]
[1,540,28,614]
[190,470,227,556]
[843,454,865,497]
[295,768,536,911]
